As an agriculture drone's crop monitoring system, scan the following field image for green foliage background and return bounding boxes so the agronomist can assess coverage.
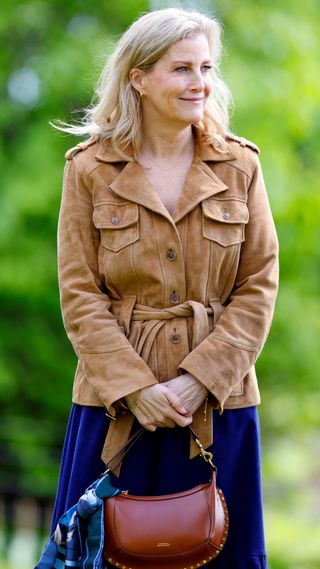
[0,0,319,567]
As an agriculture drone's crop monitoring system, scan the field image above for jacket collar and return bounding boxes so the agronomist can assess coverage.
[95,126,237,164]
[95,127,235,223]
[173,162,228,223]
[193,126,237,162]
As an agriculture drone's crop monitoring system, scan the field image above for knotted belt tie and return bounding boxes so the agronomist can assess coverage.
[102,300,219,476]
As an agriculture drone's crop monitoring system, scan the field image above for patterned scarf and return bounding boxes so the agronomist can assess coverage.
[35,472,121,569]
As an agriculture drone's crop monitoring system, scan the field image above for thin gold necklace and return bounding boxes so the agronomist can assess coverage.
[139,152,193,178]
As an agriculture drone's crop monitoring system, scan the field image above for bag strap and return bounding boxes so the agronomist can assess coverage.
[105,425,216,474]
[104,426,145,473]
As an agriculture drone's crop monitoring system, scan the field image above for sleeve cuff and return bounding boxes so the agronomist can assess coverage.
[80,347,158,413]
[179,336,257,413]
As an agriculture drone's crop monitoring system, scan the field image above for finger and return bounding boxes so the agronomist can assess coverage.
[165,389,187,415]
[174,414,193,428]
[144,423,157,432]
[156,418,176,429]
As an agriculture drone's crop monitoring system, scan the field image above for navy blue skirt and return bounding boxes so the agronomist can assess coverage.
[51,404,268,568]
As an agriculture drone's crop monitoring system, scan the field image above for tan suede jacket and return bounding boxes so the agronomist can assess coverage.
[58,127,278,469]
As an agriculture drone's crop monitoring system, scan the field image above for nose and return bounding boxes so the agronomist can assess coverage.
[190,69,205,92]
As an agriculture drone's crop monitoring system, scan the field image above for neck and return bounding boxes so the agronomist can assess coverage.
[140,119,194,160]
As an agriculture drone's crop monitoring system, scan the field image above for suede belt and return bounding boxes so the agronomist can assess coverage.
[102,299,223,476]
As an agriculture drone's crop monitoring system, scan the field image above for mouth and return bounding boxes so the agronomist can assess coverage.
[179,98,205,104]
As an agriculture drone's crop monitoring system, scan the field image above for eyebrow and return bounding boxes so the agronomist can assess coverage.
[171,60,212,65]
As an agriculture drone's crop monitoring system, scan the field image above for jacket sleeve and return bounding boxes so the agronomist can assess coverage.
[58,158,157,413]
[179,155,279,410]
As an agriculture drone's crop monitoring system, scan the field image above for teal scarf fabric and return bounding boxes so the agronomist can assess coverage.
[35,472,120,569]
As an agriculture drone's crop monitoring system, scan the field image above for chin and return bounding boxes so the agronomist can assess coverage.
[172,110,204,125]
[182,113,204,124]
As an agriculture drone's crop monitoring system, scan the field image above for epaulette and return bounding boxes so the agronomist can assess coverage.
[65,135,99,160]
[225,133,260,154]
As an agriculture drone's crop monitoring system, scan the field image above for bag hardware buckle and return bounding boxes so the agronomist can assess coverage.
[195,438,216,470]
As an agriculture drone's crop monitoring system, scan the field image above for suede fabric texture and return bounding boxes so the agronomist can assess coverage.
[58,127,278,458]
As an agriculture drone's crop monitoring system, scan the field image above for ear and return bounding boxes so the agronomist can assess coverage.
[129,68,146,96]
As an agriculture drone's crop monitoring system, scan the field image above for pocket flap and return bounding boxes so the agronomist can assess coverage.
[93,202,139,229]
[202,200,249,224]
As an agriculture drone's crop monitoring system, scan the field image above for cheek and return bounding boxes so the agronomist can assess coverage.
[153,78,179,99]
[164,77,189,95]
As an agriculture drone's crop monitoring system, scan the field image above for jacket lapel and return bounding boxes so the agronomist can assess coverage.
[95,141,173,221]
[173,130,237,223]
[173,161,229,223]
[109,161,173,222]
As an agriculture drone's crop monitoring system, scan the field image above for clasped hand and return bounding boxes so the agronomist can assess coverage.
[125,373,207,432]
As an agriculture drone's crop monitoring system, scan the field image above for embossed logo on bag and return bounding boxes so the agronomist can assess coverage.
[156,542,171,547]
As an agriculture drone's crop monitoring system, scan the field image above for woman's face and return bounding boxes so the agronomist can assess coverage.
[132,33,213,129]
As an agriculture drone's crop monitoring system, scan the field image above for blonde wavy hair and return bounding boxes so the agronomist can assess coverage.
[55,8,233,159]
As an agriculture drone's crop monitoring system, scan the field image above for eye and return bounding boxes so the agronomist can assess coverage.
[175,66,189,72]
[202,64,213,73]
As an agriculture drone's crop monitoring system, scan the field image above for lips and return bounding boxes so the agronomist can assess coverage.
[180,97,204,103]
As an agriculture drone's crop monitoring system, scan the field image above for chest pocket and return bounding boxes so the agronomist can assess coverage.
[202,199,249,247]
[92,202,139,252]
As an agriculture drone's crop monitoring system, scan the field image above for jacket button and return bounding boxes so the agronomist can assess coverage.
[222,211,230,220]
[167,249,177,261]
[169,291,180,304]
[170,332,181,344]
[111,215,119,224]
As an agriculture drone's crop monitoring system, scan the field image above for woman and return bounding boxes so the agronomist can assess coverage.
[51,8,278,569]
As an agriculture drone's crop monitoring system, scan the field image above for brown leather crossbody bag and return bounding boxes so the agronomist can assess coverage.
[103,428,229,569]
